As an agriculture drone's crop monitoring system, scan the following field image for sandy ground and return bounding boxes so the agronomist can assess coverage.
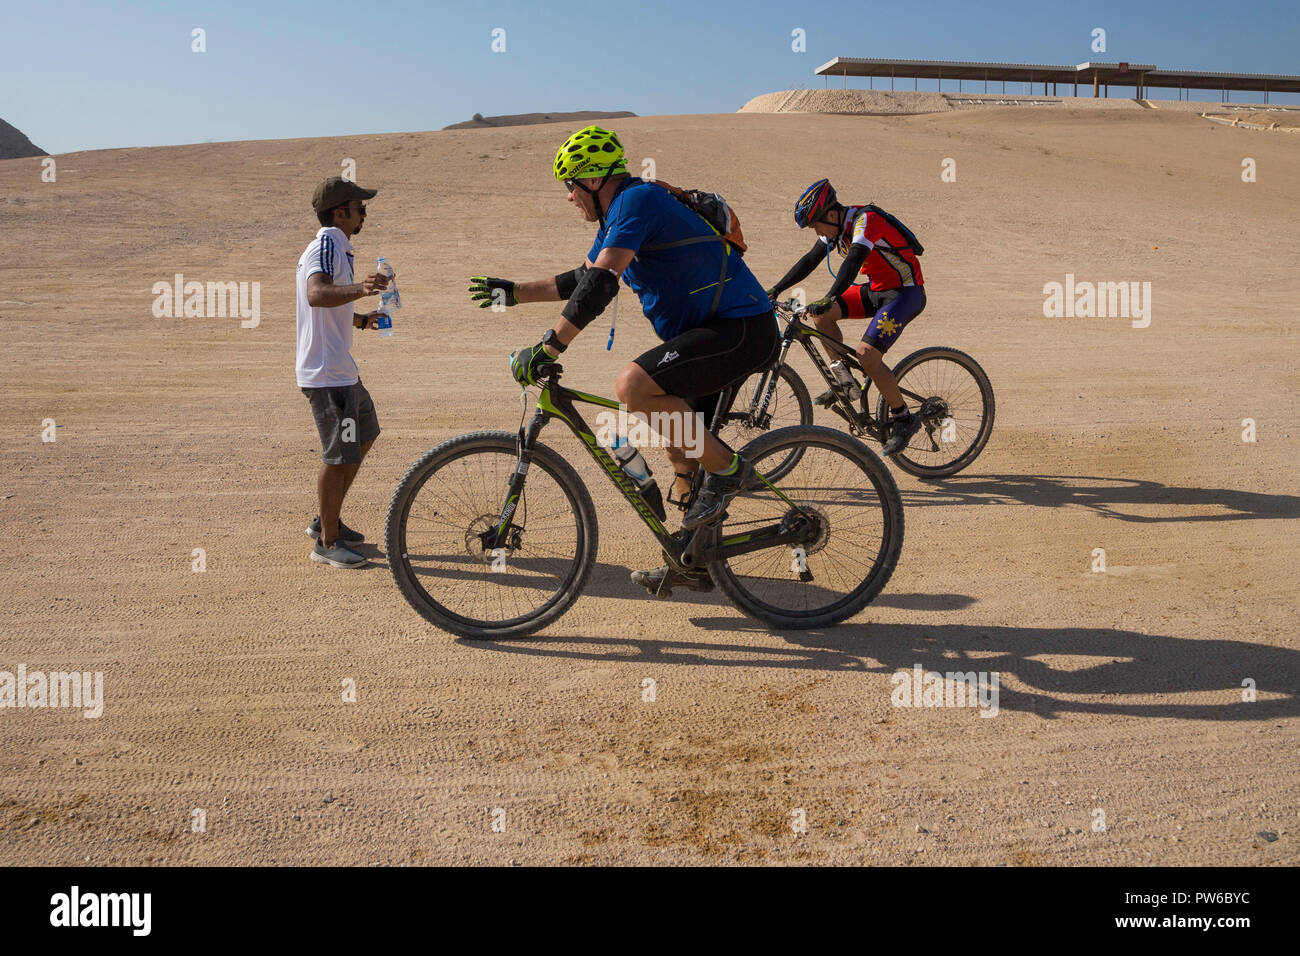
[0,107,1297,866]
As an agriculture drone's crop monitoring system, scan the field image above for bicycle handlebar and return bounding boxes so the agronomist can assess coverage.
[773,299,809,324]
[508,350,564,389]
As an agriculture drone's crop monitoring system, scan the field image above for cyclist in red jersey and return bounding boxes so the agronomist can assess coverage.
[766,179,925,455]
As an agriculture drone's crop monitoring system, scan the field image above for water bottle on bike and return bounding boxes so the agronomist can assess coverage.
[829,360,861,403]
[376,257,400,337]
[611,435,665,521]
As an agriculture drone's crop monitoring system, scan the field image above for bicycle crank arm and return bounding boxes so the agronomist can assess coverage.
[827,401,871,438]
[668,525,715,571]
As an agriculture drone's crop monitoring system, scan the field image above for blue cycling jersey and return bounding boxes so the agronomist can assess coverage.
[588,178,768,341]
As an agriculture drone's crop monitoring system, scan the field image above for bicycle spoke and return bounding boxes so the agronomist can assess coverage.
[714,429,901,625]
[888,351,993,474]
[389,436,590,634]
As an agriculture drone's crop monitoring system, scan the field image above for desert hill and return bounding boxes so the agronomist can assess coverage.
[0,117,46,159]
[443,109,636,130]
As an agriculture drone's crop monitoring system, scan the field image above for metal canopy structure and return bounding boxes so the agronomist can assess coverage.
[814,57,1300,102]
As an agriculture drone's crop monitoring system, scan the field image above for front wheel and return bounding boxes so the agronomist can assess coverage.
[716,363,812,483]
[385,431,598,639]
[709,425,904,629]
[877,346,995,478]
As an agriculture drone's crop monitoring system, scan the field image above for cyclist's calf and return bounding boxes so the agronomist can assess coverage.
[617,364,731,473]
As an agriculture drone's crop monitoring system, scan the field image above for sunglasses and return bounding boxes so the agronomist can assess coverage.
[335,201,366,214]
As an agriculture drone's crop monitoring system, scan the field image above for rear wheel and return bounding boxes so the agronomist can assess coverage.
[709,425,904,629]
[877,346,995,478]
[386,431,598,639]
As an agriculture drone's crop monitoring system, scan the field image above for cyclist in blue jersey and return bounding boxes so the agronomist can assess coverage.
[468,126,778,597]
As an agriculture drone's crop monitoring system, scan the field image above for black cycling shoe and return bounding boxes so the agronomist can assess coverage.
[813,387,837,407]
[681,456,755,530]
[881,412,922,456]
[631,564,714,598]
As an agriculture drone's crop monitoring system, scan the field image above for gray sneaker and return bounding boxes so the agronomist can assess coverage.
[631,564,713,598]
[311,539,368,569]
[306,516,364,545]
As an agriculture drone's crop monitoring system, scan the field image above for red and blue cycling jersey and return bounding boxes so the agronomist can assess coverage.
[825,206,924,292]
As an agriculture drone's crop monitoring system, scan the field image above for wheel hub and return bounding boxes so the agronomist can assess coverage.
[918,396,949,421]
[781,504,830,555]
[465,514,521,564]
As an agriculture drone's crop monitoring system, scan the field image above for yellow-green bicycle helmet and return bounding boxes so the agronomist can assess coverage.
[554,125,628,181]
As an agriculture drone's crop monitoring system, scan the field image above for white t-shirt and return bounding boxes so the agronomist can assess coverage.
[296,226,359,388]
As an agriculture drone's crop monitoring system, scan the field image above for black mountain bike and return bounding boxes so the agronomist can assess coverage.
[718,300,995,479]
[385,362,904,638]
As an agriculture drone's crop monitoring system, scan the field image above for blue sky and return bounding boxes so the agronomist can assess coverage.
[5,0,1298,154]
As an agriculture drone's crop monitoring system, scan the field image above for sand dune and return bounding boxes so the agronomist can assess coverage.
[0,106,1296,865]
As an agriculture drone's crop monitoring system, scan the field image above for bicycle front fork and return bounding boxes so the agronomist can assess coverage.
[484,408,549,551]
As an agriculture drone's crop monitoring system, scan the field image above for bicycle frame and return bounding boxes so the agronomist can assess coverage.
[741,304,932,440]
[485,365,819,573]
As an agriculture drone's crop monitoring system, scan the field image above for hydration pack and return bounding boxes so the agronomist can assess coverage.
[648,180,748,256]
[863,203,924,256]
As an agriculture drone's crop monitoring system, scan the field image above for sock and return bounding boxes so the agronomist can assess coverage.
[889,404,909,418]
[713,453,740,477]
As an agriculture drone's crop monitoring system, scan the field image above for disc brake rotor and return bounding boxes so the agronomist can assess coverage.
[465,514,521,565]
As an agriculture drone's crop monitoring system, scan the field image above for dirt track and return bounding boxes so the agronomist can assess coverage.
[1,109,1297,865]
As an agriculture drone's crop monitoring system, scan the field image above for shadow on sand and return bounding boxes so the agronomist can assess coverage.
[899,472,1299,524]
[466,612,1298,722]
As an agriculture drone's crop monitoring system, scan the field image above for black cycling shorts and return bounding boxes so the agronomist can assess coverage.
[633,311,780,423]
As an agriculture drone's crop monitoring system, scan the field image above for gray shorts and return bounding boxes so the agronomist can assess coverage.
[302,380,381,464]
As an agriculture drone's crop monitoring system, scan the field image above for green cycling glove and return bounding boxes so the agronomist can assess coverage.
[807,296,835,316]
[469,276,518,309]
[511,341,558,386]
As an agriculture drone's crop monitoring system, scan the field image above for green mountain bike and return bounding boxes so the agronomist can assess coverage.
[385,361,904,639]
[718,299,995,480]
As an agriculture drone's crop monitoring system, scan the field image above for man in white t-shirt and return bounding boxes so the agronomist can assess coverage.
[296,176,391,569]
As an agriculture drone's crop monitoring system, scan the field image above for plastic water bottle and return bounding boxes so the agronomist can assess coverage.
[611,436,652,486]
[611,436,665,521]
[830,360,862,403]
[376,256,400,337]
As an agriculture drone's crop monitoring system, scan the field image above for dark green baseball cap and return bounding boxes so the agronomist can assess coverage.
[312,176,378,213]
